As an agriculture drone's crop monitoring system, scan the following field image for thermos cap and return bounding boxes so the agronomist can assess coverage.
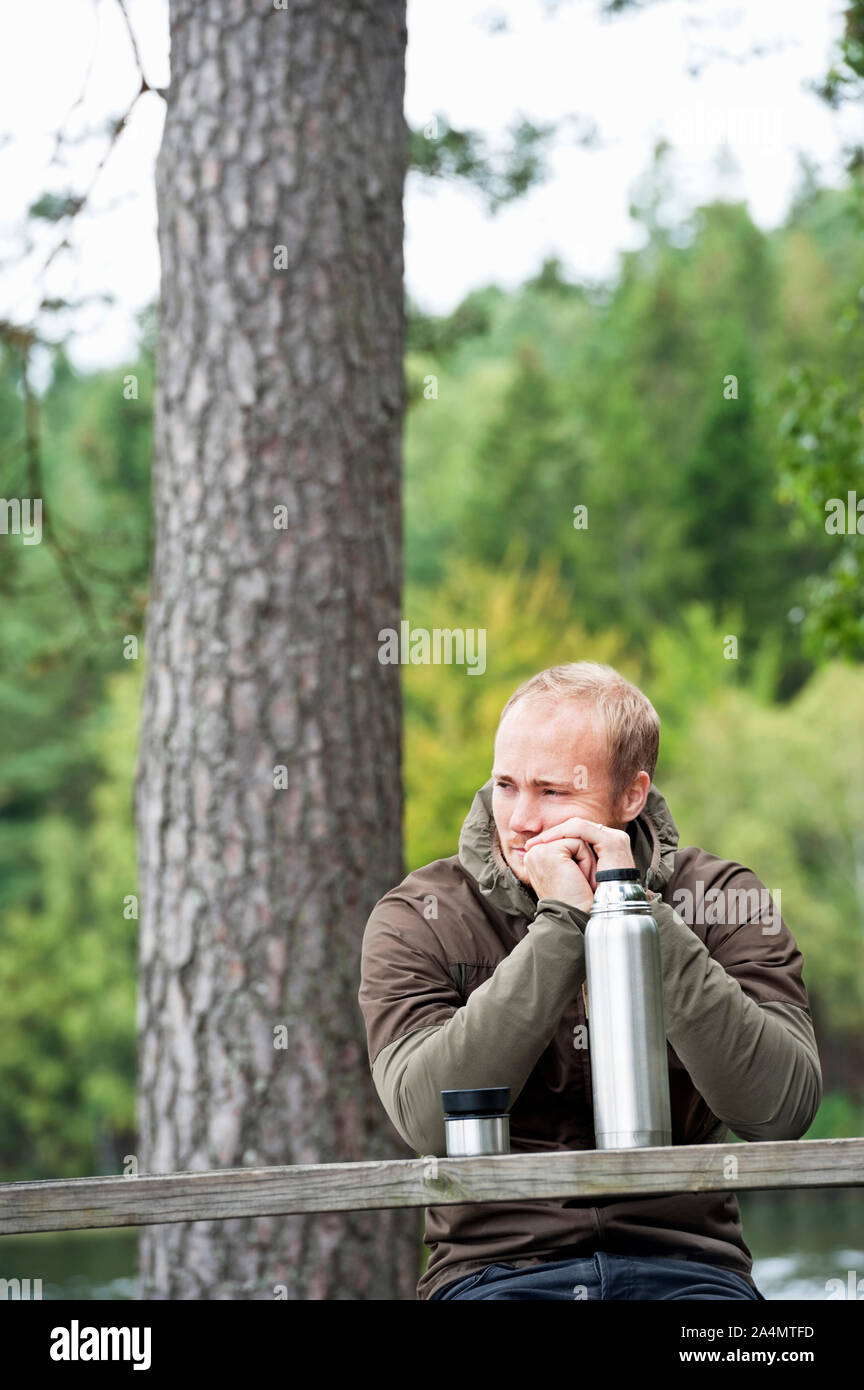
[441,1086,510,1117]
[595,867,640,882]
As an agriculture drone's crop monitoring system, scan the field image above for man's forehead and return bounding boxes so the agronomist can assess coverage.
[496,696,603,743]
[494,699,608,768]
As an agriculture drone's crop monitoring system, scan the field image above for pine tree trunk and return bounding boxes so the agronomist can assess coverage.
[135,0,413,1299]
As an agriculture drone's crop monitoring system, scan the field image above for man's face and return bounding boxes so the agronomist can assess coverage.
[491,697,624,886]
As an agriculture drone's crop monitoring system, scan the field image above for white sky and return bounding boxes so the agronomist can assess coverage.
[0,0,854,373]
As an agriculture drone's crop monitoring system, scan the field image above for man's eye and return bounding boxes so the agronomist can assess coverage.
[543,789,566,796]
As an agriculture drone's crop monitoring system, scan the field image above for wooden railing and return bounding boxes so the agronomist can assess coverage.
[1,1137,862,1236]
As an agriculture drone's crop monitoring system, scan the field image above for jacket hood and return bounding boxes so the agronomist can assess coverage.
[457,777,680,918]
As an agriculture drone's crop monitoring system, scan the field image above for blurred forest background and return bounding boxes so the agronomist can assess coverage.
[1,146,863,1184]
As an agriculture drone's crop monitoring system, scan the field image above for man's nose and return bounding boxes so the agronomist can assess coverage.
[510,793,542,835]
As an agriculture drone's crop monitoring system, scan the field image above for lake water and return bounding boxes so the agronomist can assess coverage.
[0,1191,861,1300]
[740,1190,864,1301]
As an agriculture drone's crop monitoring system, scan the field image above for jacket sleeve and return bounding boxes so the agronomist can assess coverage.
[358,896,588,1157]
[647,885,823,1142]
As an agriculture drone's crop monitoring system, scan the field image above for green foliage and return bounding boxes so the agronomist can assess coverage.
[814,0,864,115]
[775,360,864,660]
[0,668,140,1178]
[406,288,501,363]
[659,662,864,1031]
[0,331,152,1178]
[405,180,864,687]
[408,115,558,213]
[0,341,152,915]
[773,6,864,653]
[803,1091,864,1140]
[27,191,84,222]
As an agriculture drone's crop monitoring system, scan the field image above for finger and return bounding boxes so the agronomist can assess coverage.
[525,838,594,872]
[575,841,598,883]
[529,822,634,865]
[524,836,588,856]
[525,817,610,847]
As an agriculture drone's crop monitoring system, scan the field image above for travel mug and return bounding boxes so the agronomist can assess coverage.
[441,1086,511,1156]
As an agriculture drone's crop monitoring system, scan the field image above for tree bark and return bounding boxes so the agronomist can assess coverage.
[135,0,413,1299]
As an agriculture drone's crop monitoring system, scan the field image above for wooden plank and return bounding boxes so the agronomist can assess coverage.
[0,1138,861,1236]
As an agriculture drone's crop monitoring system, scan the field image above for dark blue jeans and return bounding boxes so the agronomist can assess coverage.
[430,1251,767,1300]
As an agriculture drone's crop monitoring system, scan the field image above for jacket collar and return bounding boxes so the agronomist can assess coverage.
[457,777,679,918]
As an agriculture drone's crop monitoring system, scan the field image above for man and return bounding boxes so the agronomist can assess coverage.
[358,662,822,1301]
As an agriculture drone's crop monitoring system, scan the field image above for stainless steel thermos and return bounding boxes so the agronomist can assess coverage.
[585,868,672,1148]
[441,1087,511,1156]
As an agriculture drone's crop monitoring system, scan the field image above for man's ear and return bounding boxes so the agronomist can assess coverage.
[618,771,651,825]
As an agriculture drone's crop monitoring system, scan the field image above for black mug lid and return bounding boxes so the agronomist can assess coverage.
[441,1086,510,1117]
[595,867,641,882]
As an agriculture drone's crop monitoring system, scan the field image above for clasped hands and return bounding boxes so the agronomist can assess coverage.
[521,818,636,914]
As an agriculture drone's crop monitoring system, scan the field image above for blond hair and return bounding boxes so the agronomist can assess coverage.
[498,662,660,801]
